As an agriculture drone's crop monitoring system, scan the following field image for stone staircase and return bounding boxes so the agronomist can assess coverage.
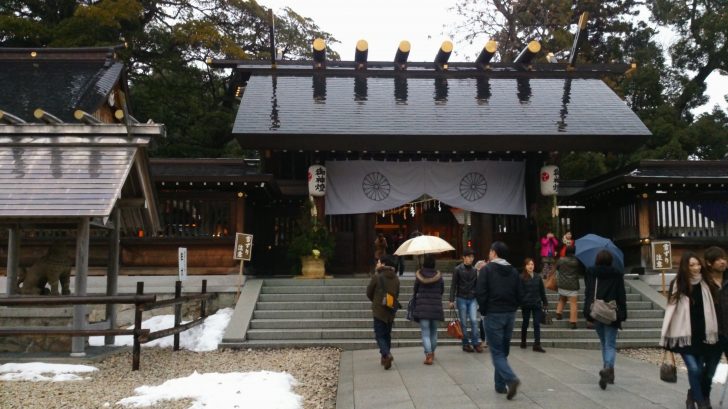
[222,276,664,350]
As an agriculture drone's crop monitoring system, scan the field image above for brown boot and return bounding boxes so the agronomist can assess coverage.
[383,354,393,370]
[474,343,485,353]
[424,353,434,365]
[607,367,614,384]
[532,343,546,353]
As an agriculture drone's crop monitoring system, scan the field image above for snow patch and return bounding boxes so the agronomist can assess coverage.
[117,371,301,409]
[89,307,233,352]
[0,362,97,382]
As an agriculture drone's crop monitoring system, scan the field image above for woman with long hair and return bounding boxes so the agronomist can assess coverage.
[660,251,721,409]
[519,257,548,352]
[583,250,627,390]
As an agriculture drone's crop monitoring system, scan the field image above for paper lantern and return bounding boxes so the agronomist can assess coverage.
[540,165,559,196]
[307,165,327,196]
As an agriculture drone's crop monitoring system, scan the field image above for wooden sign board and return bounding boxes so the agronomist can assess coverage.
[178,247,187,281]
[651,241,672,270]
[234,233,253,261]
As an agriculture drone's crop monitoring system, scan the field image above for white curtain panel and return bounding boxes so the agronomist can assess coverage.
[325,160,526,216]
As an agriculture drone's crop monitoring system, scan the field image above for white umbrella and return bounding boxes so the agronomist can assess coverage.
[394,235,455,256]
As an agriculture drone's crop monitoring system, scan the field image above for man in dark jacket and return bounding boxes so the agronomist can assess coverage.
[476,241,522,400]
[366,254,400,370]
[449,248,483,352]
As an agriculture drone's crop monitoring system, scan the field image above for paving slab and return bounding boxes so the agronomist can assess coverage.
[337,346,723,409]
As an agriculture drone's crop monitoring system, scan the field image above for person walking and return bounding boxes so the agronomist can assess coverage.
[366,255,401,370]
[374,233,388,262]
[519,257,547,352]
[412,253,444,365]
[449,248,483,353]
[555,246,584,329]
[709,247,728,363]
[476,241,523,400]
[661,251,720,409]
[583,250,627,390]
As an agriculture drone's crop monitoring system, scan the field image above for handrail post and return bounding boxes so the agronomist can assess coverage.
[173,281,182,351]
[200,279,208,319]
[132,281,144,371]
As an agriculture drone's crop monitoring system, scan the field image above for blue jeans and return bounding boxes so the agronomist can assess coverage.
[521,306,542,343]
[594,322,617,368]
[681,344,722,401]
[373,318,393,358]
[456,297,480,346]
[484,312,518,391]
[419,319,439,354]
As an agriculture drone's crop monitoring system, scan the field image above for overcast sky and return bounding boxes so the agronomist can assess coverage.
[257,0,727,115]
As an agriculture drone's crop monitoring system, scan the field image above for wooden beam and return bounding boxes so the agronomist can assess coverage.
[118,198,146,208]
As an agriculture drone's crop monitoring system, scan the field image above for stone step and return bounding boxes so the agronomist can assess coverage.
[249,318,664,330]
[254,300,654,311]
[260,280,635,293]
[245,327,662,341]
[220,338,659,350]
[260,285,635,296]
[252,308,665,320]
[255,293,644,303]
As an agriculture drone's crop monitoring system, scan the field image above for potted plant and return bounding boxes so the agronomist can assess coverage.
[288,199,335,278]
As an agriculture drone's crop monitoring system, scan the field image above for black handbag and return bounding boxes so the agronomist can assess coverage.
[659,350,678,383]
[540,307,553,325]
[406,296,416,321]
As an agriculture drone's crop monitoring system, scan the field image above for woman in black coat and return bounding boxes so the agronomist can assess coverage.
[412,253,444,365]
[583,250,627,390]
[520,257,548,352]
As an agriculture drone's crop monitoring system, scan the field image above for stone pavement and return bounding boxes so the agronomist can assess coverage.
[336,346,723,409]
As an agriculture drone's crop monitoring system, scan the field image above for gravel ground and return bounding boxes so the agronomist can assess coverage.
[619,347,728,372]
[619,347,689,371]
[0,347,340,409]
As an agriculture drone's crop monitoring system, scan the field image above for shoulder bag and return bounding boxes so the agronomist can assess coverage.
[590,278,617,325]
[659,350,678,383]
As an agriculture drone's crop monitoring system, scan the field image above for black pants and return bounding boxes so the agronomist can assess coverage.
[374,318,393,357]
[521,306,542,343]
[397,256,404,275]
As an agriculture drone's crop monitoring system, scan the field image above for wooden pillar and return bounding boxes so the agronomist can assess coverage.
[105,209,120,346]
[6,225,20,295]
[235,193,245,234]
[353,213,367,273]
[471,213,494,260]
[638,195,651,269]
[71,217,90,356]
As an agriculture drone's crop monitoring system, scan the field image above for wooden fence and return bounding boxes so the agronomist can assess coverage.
[0,280,215,370]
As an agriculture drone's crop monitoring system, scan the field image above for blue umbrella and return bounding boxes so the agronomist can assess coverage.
[574,234,625,271]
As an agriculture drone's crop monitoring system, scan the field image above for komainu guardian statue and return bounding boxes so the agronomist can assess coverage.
[17,242,72,295]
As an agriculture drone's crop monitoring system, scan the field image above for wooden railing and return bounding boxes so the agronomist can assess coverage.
[0,280,215,370]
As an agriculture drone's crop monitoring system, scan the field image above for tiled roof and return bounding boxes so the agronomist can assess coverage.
[0,48,122,122]
[232,75,651,151]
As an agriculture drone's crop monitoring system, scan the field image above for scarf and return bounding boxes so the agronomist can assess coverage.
[660,277,719,349]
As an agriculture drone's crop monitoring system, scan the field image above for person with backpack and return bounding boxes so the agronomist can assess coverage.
[366,254,401,370]
[449,248,483,353]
